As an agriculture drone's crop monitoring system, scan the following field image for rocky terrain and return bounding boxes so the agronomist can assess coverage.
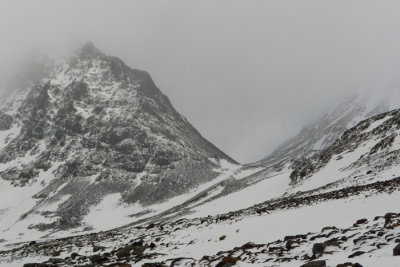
[290,108,400,188]
[1,174,399,266]
[0,43,237,245]
[257,93,395,167]
[1,43,400,266]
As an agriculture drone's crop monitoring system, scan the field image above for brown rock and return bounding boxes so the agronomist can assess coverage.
[301,260,326,267]
[93,245,106,252]
[336,263,353,267]
[89,254,107,264]
[353,218,368,226]
[221,256,239,264]
[312,243,325,255]
[394,244,400,256]
[348,251,365,258]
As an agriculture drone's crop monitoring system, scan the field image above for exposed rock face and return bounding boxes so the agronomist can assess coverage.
[258,94,391,167]
[290,109,400,184]
[301,261,326,267]
[0,42,236,233]
[0,111,13,130]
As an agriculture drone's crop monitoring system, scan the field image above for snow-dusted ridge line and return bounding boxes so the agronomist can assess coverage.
[0,42,238,245]
[257,92,399,167]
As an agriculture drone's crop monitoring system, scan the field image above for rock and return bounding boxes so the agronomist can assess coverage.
[89,254,107,264]
[321,226,337,232]
[116,245,134,258]
[116,242,146,258]
[201,255,211,261]
[146,223,156,229]
[28,241,37,246]
[354,263,364,267]
[312,243,325,255]
[301,260,326,267]
[336,263,354,267]
[142,263,166,267]
[219,235,227,241]
[70,252,79,259]
[348,251,365,258]
[215,262,233,267]
[240,242,263,250]
[324,239,340,247]
[132,240,144,247]
[0,111,13,130]
[23,264,57,267]
[394,244,400,256]
[284,234,307,241]
[286,239,297,250]
[221,256,239,264]
[51,251,60,257]
[109,263,132,267]
[384,212,397,220]
[47,258,63,264]
[354,218,368,226]
[93,245,106,252]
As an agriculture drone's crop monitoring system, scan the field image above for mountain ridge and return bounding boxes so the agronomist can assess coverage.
[0,42,237,244]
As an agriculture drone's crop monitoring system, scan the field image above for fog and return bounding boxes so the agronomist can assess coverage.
[1,0,400,163]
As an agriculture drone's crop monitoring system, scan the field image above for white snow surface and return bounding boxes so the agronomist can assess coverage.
[82,160,263,232]
[161,191,400,261]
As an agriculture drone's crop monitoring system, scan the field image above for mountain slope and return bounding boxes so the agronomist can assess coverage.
[183,106,400,219]
[289,108,400,192]
[257,93,395,167]
[0,43,237,244]
[1,45,400,267]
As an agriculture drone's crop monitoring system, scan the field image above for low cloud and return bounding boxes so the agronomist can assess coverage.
[1,0,400,163]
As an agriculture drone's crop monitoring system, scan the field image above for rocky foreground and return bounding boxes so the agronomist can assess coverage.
[1,177,399,267]
[2,213,399,267]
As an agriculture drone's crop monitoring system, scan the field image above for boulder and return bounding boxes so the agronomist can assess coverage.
[312,243,325,255]
[301,260,326,267]
[394,244,400,256]
[348,251,365,258]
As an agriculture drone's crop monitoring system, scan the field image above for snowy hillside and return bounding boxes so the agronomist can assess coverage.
[0,43,239,247]
[1,99,400,266]
[2,164,400,266]
[257,92,399,167]
[1,44,400,267]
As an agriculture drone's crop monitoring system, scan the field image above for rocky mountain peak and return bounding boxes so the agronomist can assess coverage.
[78,42,105,58]
[0,43,236,239]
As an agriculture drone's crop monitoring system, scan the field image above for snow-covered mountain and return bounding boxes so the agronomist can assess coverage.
[257,92,399,167]
[0,43,238,245]
[2,108,400,266]
[1,44,400,267]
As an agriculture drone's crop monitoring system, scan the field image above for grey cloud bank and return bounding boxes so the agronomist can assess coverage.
[1,0,400,163]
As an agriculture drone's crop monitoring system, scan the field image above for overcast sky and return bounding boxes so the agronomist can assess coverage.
[1,1,400,163]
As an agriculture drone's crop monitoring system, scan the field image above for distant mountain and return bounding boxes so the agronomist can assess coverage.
[257,92,399,167]
[289,107,400,191]
[0,42,237,243]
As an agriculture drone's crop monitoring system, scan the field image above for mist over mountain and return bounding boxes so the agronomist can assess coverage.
[257,90,400,167]
[3,1,400,162]
[2,2,400,266]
